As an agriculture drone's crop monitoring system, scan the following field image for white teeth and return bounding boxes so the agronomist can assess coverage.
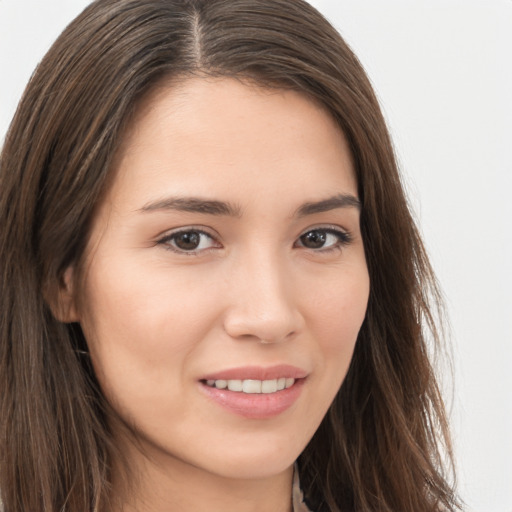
[242,379,262,393]
[227,380,243,392]
[206,378,296,394]
[261,379,277,393]
[215,379,227,389]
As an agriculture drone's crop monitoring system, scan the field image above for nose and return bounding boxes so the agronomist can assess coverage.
[222,250,304,344]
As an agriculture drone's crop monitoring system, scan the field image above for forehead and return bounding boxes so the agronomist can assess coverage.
[107,77,357,212]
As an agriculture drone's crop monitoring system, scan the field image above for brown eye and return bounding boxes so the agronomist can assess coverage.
[174,231,201,250]
[296,228,351,251]
[159,229,218,253]
[300,230,327,249]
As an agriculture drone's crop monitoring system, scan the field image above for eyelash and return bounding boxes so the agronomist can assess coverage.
[157,226,352,255]
[157,228,219,256]
[294,227,352,253]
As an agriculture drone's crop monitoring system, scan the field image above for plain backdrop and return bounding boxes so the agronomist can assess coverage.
[1,1,511,511]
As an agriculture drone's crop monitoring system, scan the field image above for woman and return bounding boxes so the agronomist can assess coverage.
[0,0,460,511]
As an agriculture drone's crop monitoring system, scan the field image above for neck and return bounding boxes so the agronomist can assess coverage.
[110,439,294,512]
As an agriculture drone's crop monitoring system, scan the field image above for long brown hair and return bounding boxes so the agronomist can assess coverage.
[0,0,459,510]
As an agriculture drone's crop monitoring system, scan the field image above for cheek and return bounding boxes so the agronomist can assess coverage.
[303,264,369,386]
[78,256,223,401]
[309,268,369,347]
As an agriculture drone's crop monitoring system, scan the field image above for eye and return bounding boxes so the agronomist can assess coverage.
[295,227,351,251]
[158,229,219,254]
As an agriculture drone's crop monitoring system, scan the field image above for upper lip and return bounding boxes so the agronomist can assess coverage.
[200,364,308,382]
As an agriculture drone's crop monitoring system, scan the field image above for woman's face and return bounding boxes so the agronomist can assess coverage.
[71,78,369,481]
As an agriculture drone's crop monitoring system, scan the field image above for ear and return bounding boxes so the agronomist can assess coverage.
[47,267,80,323]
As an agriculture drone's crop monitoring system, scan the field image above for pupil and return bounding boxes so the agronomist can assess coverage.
[302,231,326,249]
[176,232,200,250]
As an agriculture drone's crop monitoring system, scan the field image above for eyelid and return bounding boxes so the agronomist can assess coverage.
[294,224,353,250]
[298,223,352,237]
[154,224,353,255]
[156,226,222,255]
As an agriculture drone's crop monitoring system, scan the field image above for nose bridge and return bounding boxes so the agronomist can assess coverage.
[223,243,302,343]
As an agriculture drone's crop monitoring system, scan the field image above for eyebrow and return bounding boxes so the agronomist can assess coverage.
[295,193,361,217]
[139,197,242,217]
[138,193,361,217]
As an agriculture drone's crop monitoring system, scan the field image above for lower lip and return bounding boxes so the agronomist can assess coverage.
[200,379,305,419]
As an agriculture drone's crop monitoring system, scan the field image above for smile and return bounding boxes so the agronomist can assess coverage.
[199,365,307,418]
[204,378,296,394]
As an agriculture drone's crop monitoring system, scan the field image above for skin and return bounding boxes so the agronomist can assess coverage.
[62,77,370,512]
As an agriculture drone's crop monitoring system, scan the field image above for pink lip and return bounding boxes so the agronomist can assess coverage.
[201,364,308,381]
[200,379,305,419]
[198,365,308,419]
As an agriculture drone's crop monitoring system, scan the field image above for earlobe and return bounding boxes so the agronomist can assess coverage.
[47,267,80,323]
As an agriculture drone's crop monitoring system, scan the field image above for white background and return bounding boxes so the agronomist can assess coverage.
[1,1,511,511]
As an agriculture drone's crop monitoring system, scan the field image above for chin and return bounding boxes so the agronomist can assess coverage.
[208,454,297,481]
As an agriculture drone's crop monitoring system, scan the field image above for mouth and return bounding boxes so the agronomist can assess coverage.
[198,365,307,419]
[202,377,296,394]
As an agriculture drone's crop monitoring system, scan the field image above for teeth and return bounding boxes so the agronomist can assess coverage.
[227,380,243,392]
[214,379,227,389]
[205,378,296,394]
[261,379,277,393]
[243,379,262,393]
